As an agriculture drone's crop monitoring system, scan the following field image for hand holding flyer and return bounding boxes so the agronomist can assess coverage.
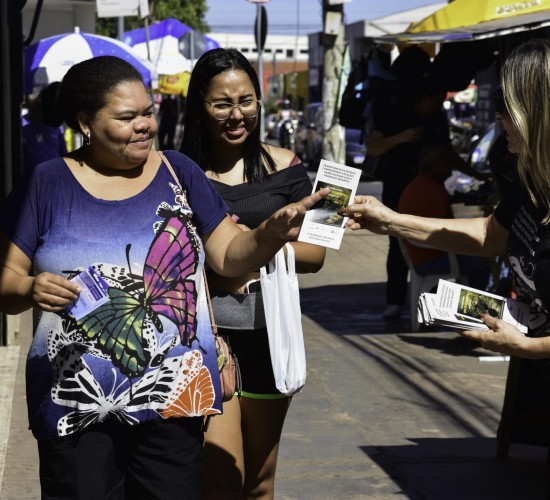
[417,279,529,334]
[298,159,362,249]
[66,266,110,320]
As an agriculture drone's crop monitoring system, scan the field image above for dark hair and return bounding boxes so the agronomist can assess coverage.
[390,46,446,103]
[179,48,275,181]
[43,56,144,133]
[38,82,63,127]
[419,143,454,171]
[391,46,431,82]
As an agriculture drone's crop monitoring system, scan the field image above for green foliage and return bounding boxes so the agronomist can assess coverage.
[96,0,210,38]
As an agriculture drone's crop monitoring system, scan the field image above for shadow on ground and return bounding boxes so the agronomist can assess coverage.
[301,282,486,357]
[300,282,407,334]
[361,437,548,500]
[301,282,550,498]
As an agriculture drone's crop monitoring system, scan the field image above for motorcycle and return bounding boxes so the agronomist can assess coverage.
[449,116,481,158]
[278,118,299,151]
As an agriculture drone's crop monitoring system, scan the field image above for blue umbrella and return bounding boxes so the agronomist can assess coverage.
[124,19,220,75]
[24,27,156,94]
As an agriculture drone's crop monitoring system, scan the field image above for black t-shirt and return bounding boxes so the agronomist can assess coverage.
[494,180,550,336]
[208,163,312,229]
[372,93,451,182]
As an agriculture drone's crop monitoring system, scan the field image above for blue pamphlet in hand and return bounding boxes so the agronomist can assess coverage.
[66,266,110,320]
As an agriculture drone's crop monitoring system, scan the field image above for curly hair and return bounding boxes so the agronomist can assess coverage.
[43,56,144,134]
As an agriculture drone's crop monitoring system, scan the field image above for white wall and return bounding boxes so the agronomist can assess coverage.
[23,1,96,42]
[209,32,309,64]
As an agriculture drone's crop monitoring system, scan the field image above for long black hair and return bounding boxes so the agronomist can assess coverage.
[179,48,276,181]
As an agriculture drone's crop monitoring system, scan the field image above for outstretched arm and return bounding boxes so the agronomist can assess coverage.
[203,188,330,277]
[339,195,508,257]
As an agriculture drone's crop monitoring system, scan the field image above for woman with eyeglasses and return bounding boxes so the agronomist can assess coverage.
[179,48,326,499]
[340,38,550,361]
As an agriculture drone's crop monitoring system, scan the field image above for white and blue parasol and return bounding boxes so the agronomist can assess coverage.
[124,18,219,75]
[24,27,157,94]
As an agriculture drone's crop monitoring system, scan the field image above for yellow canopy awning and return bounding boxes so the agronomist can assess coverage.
[375,0,550,44]
[409,0,550,33]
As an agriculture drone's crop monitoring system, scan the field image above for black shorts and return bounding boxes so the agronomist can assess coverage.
[221,327,287,398]
[37,418,203,499]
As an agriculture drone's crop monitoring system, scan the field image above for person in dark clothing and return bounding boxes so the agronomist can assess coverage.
[157,95,179,149]
[345,40,550,497]
[367,47,480,319]
[22,84,68,171]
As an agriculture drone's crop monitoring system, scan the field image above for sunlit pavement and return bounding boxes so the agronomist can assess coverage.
[275,229,548,499]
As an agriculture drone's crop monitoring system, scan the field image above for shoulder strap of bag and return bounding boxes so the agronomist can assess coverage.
[157,150,218,335]
[158,150,180,189]
[201,267,218,335]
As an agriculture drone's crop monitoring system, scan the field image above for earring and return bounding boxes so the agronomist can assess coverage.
[83,131,91,146]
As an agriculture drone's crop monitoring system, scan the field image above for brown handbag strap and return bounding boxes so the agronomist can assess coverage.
[158,150,218,335]
[158,150,180,190]
[202,268,218,335]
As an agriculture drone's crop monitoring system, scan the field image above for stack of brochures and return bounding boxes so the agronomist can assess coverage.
[417,279,529,334]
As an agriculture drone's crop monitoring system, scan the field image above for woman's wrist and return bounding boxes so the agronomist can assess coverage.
[520,336,550,359]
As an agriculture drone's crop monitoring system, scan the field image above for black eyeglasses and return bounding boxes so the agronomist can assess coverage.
[493,86,506,114]
[205,100,261,120]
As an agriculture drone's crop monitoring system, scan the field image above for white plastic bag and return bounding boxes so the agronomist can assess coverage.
[260,243,306,395]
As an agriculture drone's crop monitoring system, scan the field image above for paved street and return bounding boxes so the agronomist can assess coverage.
[276,230,548,499]
[0,219,548,499]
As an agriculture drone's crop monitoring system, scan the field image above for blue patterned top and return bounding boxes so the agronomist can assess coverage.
[1,150,228,439]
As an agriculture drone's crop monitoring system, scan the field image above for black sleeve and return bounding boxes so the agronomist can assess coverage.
[372,91,395,134]
[493,174,522,230]
[287,163,314,202]
[535,223,550,310]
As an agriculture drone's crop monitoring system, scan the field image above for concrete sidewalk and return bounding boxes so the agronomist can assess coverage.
[276,231,548,499]
[0,229,547,499]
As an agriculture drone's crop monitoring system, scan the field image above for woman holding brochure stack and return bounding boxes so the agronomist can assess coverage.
[179,47,326,499]
[339,38,550,360]
[0,55,328,499]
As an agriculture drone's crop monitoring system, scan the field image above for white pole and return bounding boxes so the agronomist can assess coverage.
[256,4,265,141]
[118,16,124,41]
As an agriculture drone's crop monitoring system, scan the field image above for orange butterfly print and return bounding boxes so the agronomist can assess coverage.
[160,350,221,418]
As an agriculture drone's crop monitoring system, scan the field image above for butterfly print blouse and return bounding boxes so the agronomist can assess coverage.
[1,151,228,439]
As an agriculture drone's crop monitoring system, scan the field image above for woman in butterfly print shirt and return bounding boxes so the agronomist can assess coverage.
[0,56,328,499]
[180,48,326,500]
